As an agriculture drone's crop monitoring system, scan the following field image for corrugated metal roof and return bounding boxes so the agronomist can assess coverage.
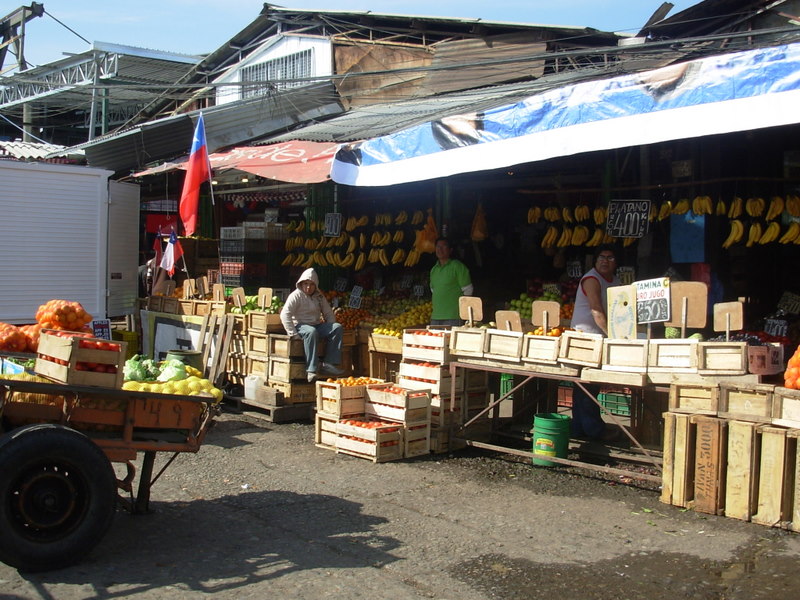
[78,81,344,173]
[0,141,66,160]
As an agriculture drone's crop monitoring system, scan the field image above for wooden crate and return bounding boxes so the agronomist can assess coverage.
[449,327,486,358]
[341,328,357,347]
[315,413,338,449]
[397,360,462,396]
[465,388,490,410]
[315,380,367,417]
[35,331,126,389]
[160,297,179,314]
[601,339,648,373]
[230,314,247,335]
[246,311,283,334]
[660,412,695,508]
[177,299,195,315]
[430,426,467,454]
[772,386,800,428]
[366,383,431,409]
[365,400,431,425]
[483,329,524,362]
[647,339,699,373]
[787,430,800,532]
[402,329,451,363]
[464,370,489,390]
[557,330,604,367]
[752,426,796,527]
[689,415,727,515]
[146,296,164,311]
[369,333,403,355]
[521,334,560,365]
[724,420,760,521]
[668,382,719,415]
[748,343,785,375]
[246,355,268,377]
[246,332,270,358]
[718,383,775,423]
[697,341,748,375]
[267,380,316,406]
[193,300,226,316]
[335,420,403,463]
[404,423,431,458]
[269,334,306,358]
[267,356,307,383]
[430,403,463,428]
[228,332,247,356]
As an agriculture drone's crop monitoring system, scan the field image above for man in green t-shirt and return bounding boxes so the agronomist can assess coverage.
[430,238,473,326]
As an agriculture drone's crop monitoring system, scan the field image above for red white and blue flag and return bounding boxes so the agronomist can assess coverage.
[179,113,211,237]
[152,227,163,266]
[160,230,184,277]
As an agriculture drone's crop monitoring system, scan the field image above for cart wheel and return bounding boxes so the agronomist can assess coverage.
[0,424,117,572]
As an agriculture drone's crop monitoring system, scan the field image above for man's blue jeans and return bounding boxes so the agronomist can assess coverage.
[297,322,343,374]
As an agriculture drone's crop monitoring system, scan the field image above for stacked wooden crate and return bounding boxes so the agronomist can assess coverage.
[315,378,419,462]
[661,380,800,530]
[265,334,316,405]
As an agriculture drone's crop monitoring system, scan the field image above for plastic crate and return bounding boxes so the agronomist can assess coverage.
[220,226,245,239]
[220,262,245,275]
[220,239,245,254]
[598,390,631,416]
[500,373,514,401]
[556,382,573,408]
[220,274,245,287]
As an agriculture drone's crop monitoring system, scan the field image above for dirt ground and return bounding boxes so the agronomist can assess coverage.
[2,408,800,600]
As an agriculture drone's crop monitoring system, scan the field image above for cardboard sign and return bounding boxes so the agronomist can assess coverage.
[635,277,671,324]
[459,296,483,323]
[664,281,708,328]
[606,199,651,238]
[531,300,560,329]
[607,285,637,339]
[495,310,522,332]
[713,301,744,332]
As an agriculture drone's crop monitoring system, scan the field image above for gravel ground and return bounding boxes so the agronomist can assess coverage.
[2,408,800,599]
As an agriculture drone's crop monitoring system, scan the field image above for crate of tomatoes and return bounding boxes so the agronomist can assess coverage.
[35,330,127,389]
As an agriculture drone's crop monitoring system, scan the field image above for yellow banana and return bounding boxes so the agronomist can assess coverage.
[727,197,743,219]
[658,201,672,221]
[786,195,800,217]
[562,206,574,223]
[766,196,785,221]
[593,206,607,225]
[281,253,295,266]
[340,253,354,268]
[672,199,690,215]
[715,198,727,216]
[758,221,779,244]
[746,222,762,247]
[779,222,800,244]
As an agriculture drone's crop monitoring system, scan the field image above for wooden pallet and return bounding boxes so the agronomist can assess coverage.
[224,396,314,423]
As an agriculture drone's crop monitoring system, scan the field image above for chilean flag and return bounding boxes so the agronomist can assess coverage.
[179,113,211,237]
[160,230,184,277]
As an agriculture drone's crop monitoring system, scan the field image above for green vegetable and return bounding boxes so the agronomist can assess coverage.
[123,355,160,381]
[157,359,187,382]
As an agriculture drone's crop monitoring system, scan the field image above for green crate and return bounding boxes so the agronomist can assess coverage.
[598,392,631,416]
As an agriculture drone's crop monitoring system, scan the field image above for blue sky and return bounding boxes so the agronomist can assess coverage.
[14,1,700,69]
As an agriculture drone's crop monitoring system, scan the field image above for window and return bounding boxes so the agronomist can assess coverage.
[240,49,314,98]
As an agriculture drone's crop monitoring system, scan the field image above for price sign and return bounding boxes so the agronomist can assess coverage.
[399,274,413,289]
[350,285,363,298]
[606,199,651,238]
[91,319,112,340]
[764,318,789,337]
[566,261,583,279]
[324,212,342,237]
[777,291,800,315]
[412,284,425,297]
[348,294,363,309]
[635,277,671,324]
[374,275,383,290]
[617,266,635,285]
[334,277,348,292]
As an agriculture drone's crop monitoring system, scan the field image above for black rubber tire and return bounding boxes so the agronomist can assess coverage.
[0,424,117,572]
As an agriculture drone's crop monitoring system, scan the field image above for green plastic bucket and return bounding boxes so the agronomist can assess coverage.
[532,412,571,466]
[164,350,203,372]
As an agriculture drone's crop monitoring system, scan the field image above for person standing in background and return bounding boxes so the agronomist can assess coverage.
[430,237,473,327]
[570,244,621,441]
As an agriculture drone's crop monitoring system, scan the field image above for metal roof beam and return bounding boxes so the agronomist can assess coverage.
[0,52,119,108]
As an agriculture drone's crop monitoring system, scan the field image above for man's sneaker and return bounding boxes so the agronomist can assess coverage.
[320,362,344,376]
[307,371,317,383]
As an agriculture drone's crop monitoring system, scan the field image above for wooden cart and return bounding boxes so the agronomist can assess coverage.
[0,376,218,572]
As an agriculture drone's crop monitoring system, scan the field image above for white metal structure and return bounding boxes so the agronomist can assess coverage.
[0,161,139,324]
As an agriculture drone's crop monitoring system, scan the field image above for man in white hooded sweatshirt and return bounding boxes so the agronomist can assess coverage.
[280,268,344,382]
